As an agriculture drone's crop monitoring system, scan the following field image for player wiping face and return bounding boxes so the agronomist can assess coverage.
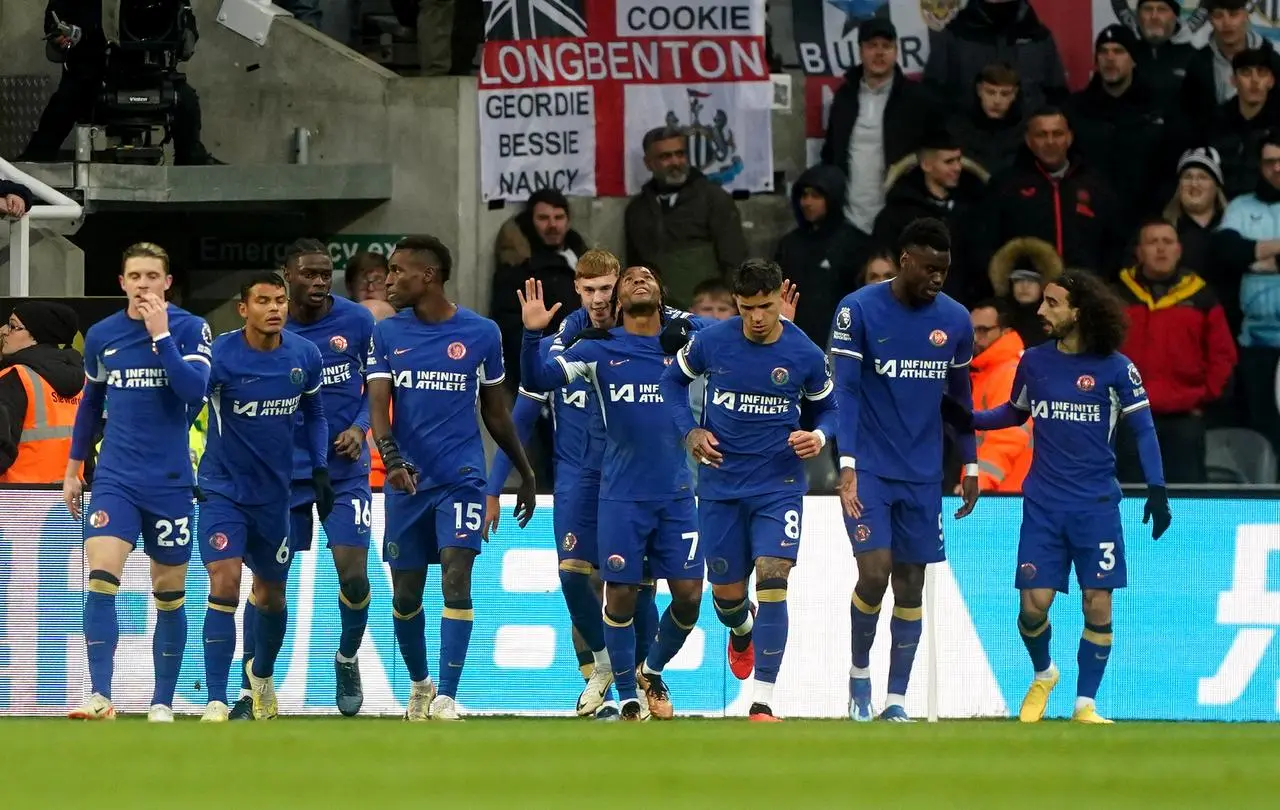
[662,258,838,722]
[65,243,213,723]
[520,267,706,722]
[829,218,979,723]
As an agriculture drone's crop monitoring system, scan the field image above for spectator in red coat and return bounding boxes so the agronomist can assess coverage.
[1116,219,1238,483]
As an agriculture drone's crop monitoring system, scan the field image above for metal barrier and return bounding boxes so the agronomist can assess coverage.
[0,157,83,297]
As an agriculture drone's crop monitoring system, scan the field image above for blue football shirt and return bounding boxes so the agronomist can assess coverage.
[1006,343,1155,505]
[527,328,693,501]
[201,330,325,506]
[669,318,836,499]
[83,305,211,491]
[286,295,375,481]
[829,282,973,483]
[366,306,504,490]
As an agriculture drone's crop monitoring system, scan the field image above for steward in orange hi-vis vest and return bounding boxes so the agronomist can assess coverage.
[0,301,84,483]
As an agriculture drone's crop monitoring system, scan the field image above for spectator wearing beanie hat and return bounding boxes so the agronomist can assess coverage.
[1203,47,1280,199]
[1161,146,1255,334]
[1129,1,1198,121]
[0,301,84,482]
[1068,23,1167,234]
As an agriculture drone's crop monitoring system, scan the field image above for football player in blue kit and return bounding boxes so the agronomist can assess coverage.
[829,218,980,723]
[519,266,705,723]
[951,269,1171,725]
[485,249,621,719]
[64,242,212,722]
[228,239,377,720]
[197,273,333,722]
[368,235,536,722]
[661,259,837,722]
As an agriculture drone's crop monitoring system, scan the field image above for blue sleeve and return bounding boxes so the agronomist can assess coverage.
[521,329,575,392]
[550,308,587,354]
[69,380,106,463]
[1126,405,1166,487]
[485,390,545,496]
[829,299,863,469]
[82,327,104,384]
[482,320,507,386]
[974,354,1031,430]
[351,309,375,432]
[154,320,211,406]
[366,321,390,381]
[946,364,977,466]
[1115,357,1164,486]
[689,315,719,332]
[302,346,328,469]
[663,336,705,440]
[804,353,839,443]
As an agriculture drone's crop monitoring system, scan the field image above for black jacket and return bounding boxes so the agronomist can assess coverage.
[489,213,587,390]
[984,148,1125,277]
[873,159,991,305]
[774,164,865,348]
[820,65,930,183]
[924,0,1067,116]
[1205,95,1280,200]
[1134,37,1198,120]
[1182,36,1280,129]
[0,181,34,210]
[1067,75,1169,231]
[946,82,1025,179]
[0,344,84,475]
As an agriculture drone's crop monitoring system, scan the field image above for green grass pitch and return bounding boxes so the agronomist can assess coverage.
[4,718,1279,808]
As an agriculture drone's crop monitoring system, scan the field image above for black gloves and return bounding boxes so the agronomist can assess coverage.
[567,327,613,348]
[660,317,693,355]
[313,467,335,523]
[939,394,975,432]
[1143,485,1171,541]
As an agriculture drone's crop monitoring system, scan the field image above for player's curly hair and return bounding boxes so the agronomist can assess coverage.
[1056,268,1129,356]
[611,265,665,317]
[898,217,951,254]
[731,259,783,298]
[283,238,328,269]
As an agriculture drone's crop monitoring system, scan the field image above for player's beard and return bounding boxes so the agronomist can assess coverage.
[622,299,659,317]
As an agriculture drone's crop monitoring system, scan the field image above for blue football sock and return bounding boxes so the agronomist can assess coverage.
[85,571,120,699]
[633,584,658,667]
[393,605,430,682]
[849,589,881,671]
[202,596,238,705]
[645,604,696,673]
[151,590,186,707]
[251,606,288,679]
[338,579,370,659]
[239,597,258,692]
[1077,622,1113,700]
[559,565,605,652]
[603,611,638,701]
[438,599,474,699]
[1018,612,1053,674]
[753,579,789,685]
[887,604,923,697]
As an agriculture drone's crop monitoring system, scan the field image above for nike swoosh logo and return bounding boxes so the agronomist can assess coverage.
[455,532,468,539]
[763,649,783,656]
[103,348,118,356]
[609,359,629,366]
[394,348,412,355]
[447,662,463,668]
[780,540,798,547]
[242,377,260,384]
[1095,653,1109,661]
[896,643,917,649]
[877,337,890,343]
[87,641,105,646]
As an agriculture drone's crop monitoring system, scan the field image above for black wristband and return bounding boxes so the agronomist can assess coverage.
[376,436,409,471]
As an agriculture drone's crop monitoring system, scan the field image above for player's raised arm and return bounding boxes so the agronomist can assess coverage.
[138,294,211,405]
[475,321,536,530]
[520,278,597,392]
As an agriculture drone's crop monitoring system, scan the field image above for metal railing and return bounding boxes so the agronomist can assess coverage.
[0,158,83,298]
